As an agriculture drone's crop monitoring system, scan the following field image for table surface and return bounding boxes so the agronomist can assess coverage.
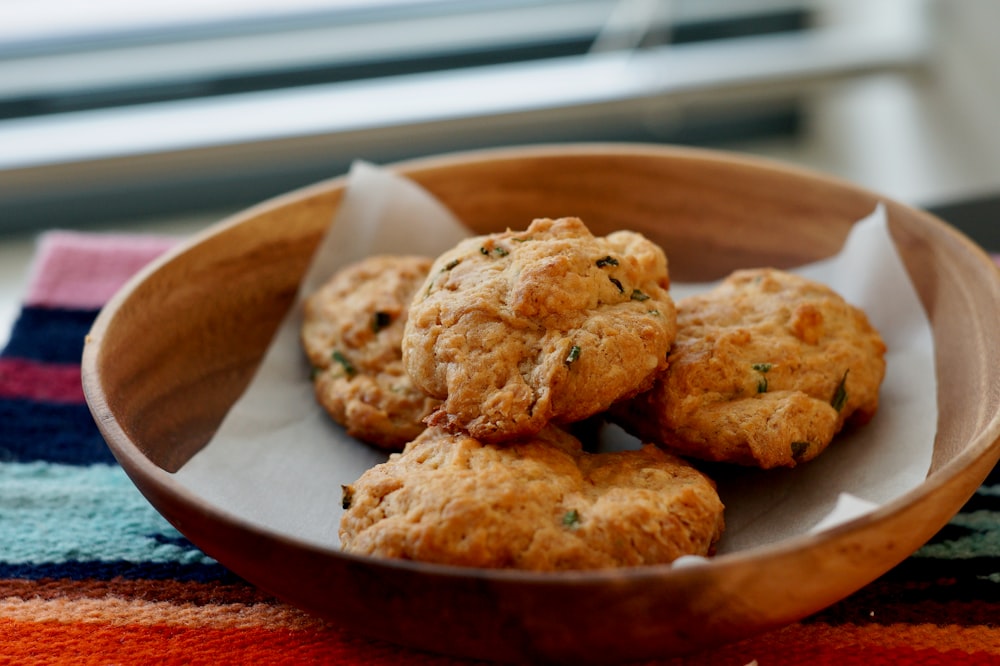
[0,195,998,665]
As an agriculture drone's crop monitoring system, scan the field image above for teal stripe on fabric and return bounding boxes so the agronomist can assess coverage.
[0,462,215,566]
[915,510,1000,559]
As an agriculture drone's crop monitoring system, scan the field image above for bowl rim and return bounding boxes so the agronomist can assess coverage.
[82,141,1000,588]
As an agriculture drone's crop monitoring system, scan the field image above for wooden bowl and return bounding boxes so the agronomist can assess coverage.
[82,144,1000,664]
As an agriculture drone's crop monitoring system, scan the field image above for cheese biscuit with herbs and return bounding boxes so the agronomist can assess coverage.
[402,217,677,442]
[612,268,887,469]
[339,425,725,570]
[301,255,440,450]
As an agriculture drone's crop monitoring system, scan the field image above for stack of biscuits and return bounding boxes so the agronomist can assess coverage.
[301,217,886,571]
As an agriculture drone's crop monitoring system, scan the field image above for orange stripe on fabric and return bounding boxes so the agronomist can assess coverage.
[3,618,999,666]
[0,597,325,630]
[671,622,1000,665]
[763,622,1000,654]
[0,620,479,666]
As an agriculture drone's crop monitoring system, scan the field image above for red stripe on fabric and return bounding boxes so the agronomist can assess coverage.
[24,231,177,309]
[0,358,84,403]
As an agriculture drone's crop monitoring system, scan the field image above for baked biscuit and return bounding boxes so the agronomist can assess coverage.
[402,217,677,442]
[339,425,725,570]
[613,268,887,468]
[302,255,440,450]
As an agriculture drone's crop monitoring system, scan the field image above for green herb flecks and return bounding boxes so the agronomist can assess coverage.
[372,311,392,333]
[309,366,321,381]
[596,255,619,268]
[341,485,354,510]
[427,257,461,295]
[480,246,489,255]
[480,245,508,257]
[331,350,356,377]
[609,277,624,293]
[512,236,533,243]
[648,309,660,316]
[562,509,581,529]
[565,345,582,366]
[752,363,772,393]
[630,289,650,302]
[831,369,849,412]
[791,441,810,461]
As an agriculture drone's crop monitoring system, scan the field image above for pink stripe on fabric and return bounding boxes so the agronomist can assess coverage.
[0,358,85,403]
[24,231,178,309]
[17,233,1000,309]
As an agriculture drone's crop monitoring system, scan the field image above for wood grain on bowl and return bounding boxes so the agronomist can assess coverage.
[81,143,1000,664]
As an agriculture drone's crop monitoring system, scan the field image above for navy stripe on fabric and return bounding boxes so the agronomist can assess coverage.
[828,573,1000,609]
[884,555,1000,581]
[927,522,977,544]
[984,462,1000,488]
[0,560,240,583]
[1,306,98,363]
[960,492,1000,514]
[0,398,115,465]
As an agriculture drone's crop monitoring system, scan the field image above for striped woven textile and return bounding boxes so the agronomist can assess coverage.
[1,230,999,665]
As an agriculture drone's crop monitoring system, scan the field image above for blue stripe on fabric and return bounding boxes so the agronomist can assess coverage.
[0,462,216,567]
[0,398,115,465]
[0,560,239,583]
[1,306,97,363]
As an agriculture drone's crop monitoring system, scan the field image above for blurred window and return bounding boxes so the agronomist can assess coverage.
[0,0,812,118]
[0,0,927,229]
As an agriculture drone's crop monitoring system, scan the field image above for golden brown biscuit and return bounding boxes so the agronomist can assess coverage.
[612,268,887,469]
[339,425,725,570]
[402,217,677,442]
[301,255,440,450]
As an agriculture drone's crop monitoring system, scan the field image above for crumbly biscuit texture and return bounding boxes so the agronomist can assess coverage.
[301,255,440,450]
[613,268,887,468]
[402,217,677,442]
[339,426,725,570]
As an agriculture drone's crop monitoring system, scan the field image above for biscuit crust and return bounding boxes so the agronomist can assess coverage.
[402,217,677,442]
[301,255,440,450]
[613,268,887,468]
[339,426,725,570]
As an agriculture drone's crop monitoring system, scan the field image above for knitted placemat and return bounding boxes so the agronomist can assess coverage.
[1,230,998,665]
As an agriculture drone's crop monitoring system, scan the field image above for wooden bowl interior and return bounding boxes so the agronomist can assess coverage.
[84,144,1000,663]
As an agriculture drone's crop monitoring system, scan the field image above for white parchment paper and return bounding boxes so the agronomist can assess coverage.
[175,161,937,555]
